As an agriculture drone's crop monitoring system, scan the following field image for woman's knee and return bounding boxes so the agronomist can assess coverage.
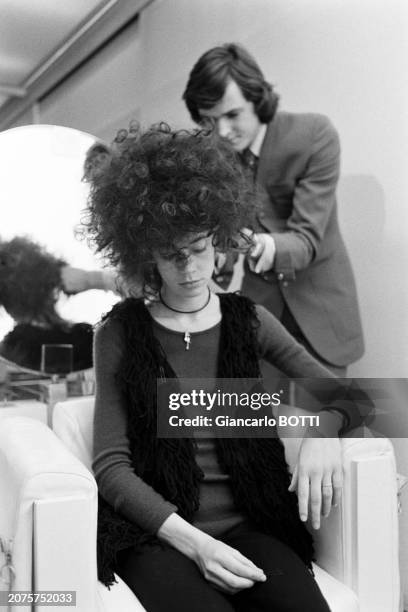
[235,576,330,612]
[225,530,330,612]
[117,545,235,612]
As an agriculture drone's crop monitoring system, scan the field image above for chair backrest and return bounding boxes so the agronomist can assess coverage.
[53,396,95,470]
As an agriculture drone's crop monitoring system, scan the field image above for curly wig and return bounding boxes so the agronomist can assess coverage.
[82,123,257,293]
[0,236,66,324]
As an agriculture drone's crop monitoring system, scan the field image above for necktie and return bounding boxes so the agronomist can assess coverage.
[241,148,258,180]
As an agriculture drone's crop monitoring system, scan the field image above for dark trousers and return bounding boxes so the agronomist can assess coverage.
[116,525,330,612]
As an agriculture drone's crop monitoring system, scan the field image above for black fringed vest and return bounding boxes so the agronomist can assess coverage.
[97,293,314,586]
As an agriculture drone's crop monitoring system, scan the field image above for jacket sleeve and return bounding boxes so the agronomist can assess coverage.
[255,304,373,433]
[92,318,177,532]
[272,115,341,279]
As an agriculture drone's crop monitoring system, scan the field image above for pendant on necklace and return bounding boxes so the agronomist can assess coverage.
[184,331,191,351]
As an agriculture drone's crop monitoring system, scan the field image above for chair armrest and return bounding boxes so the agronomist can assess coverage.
[338,437,399,612]
[284,435,400,612]
[0,416,97,611]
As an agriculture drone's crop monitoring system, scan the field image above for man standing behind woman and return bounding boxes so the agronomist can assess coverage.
[183,43,364,375]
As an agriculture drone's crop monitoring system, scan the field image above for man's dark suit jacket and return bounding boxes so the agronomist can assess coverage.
[241,111,364,367]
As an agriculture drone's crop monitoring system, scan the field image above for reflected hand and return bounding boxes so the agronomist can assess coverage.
[288,437,342,529]
[61,266,119,295]
[60,266,92,295]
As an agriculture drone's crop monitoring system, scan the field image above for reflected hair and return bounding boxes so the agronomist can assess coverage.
[82,122,257,295]
[183,43,279,124]
[0,236,66,324]
[83,142,111,181]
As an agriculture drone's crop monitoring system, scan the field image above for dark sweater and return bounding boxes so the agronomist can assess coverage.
[93,303,343,537]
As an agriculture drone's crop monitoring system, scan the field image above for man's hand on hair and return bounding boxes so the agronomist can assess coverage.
[247,233,276,273]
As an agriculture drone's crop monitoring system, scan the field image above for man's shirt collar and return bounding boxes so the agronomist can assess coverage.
[249,123,267,157]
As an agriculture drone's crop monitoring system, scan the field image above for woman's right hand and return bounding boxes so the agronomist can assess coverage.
[157,513,266,594]
[193,535,266,594]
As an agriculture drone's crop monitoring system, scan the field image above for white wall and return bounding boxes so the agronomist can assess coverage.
[39,19,143,143]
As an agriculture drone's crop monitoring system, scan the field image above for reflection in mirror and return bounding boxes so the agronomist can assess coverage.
[0,125,119,374]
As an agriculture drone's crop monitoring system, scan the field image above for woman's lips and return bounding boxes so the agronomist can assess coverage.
[180,279,202,287]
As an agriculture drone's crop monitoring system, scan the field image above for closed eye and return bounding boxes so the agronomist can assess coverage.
[192,246,207,254]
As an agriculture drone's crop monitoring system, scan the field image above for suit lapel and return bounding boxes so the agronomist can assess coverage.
[256,111,287,186]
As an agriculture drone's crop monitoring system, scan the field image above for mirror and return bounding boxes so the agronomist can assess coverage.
[0,124,119,374]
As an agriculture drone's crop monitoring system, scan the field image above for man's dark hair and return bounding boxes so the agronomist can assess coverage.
[183,43,279,124]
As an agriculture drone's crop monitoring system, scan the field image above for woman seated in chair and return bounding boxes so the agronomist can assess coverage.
[0,236,93,371]
[84,124,363,612]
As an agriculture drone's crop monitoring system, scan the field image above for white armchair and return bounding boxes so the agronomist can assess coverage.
[0,396,401,612]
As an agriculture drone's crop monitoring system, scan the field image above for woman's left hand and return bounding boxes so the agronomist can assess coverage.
[288,437,343,529]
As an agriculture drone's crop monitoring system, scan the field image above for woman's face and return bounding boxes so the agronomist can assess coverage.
[154,231,215,298]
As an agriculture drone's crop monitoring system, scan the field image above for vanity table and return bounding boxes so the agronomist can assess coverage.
[0,360,95,426]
